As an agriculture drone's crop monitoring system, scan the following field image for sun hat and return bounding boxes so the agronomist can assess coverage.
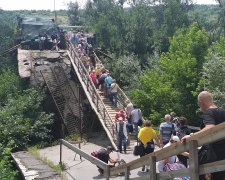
[171,136,180,142]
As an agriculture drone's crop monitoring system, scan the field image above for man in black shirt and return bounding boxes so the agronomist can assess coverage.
[183,91,225,179]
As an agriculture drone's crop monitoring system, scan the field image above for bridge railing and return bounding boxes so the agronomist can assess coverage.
[67,43,116,148]
[92,52,131,109]
[110,121,225,180]
[59,139,111,180]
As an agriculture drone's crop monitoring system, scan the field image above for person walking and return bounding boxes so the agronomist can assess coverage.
[159,114,174,146]
[115,117,128,154]
[105,72,113,98]
[131,106,142,138]
[109,79,118,107]
[138,120,160,172]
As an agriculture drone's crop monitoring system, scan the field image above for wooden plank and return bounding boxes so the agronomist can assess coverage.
[157,168,190,179]
[150,156,156,180]
[199,159,225,175]
[125,166,130,180]
[188,140,199,180]
[110,121,225,175]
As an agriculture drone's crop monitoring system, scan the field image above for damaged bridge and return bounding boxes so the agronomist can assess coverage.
[17,44,131,150]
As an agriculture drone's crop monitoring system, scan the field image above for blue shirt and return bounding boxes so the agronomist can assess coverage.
[105,76,112,88]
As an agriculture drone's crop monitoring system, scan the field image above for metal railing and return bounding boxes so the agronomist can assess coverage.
[59,139,111,180]
[67,43,117,149]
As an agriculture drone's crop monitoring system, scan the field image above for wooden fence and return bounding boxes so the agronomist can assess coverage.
[60,122,225,179]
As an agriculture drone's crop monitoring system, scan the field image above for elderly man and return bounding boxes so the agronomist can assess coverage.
[159,114,174,146]
[183,91,225,180]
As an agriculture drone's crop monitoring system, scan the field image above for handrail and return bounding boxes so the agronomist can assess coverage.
[110,121,225,179]
[92,52,131,109]
[59,139,111,180]
[66,42,117,149]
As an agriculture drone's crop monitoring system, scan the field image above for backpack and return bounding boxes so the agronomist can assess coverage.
[91,151,99,158]
[176,126,189,140]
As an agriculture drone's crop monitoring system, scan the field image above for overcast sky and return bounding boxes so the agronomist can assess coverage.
[0,0,218,11]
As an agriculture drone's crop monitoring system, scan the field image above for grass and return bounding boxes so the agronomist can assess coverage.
[27,146,67,179]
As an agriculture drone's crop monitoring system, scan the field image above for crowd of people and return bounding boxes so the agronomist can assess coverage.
[71,32,120,108]
[93,91,225,180]
[68,30,225,180]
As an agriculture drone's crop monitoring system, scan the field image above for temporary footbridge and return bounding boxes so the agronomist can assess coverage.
[40,43,130,150]
[67,43,131,149]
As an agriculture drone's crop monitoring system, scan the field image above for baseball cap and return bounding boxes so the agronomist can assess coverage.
[107,146,114,152]
[171,136,180,142]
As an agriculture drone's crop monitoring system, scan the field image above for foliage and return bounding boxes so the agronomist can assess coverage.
[0,85,54,149]
[131,23,209,125]
[0,70,21,106]
[0,11,17,52]
[0,145,17,179]
[67,1,83,26]
[101,54,142,90]
[203,38,225,108]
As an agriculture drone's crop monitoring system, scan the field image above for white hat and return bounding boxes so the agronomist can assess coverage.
[171,136,180,142]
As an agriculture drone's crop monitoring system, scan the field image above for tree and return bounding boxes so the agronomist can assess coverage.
[131,23,209,125]
[203,37,225,108]
[67,1,83,26]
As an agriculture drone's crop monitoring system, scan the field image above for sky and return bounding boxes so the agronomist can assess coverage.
[0,0,218,11]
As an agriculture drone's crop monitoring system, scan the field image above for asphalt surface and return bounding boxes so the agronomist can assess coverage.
[39,132,151,180]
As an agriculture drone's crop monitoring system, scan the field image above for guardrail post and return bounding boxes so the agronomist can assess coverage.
[103,108,106,122]
[125,166,130,180]
[97,96,99,111]
[59,139,62,166]
[105,165,110,180]
[188,140,199,180]
[150,155,157,180]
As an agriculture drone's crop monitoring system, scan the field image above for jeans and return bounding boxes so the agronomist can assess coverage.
[117,133,126,152]
[110,92,117,107]
[133,122,139,137]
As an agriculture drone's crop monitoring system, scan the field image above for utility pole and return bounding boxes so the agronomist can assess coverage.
[54,0,57,22]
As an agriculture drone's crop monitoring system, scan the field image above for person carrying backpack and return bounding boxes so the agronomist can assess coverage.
[173,116,191,167]
[173,116,191,140]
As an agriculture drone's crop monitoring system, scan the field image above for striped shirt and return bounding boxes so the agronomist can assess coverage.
[159,122,174,145]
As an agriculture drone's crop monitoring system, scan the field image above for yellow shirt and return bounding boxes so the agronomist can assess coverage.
[138,127,156,145]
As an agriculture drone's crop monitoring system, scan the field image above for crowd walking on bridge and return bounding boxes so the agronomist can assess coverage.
[91,91,225,180]
[71,32,225,180]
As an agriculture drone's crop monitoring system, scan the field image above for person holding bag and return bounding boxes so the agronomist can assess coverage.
[138,120,160,172]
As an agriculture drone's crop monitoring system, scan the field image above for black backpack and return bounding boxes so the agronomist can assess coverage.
[176,126,190,139]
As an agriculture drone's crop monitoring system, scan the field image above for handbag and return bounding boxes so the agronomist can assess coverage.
[133,141,144,156]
